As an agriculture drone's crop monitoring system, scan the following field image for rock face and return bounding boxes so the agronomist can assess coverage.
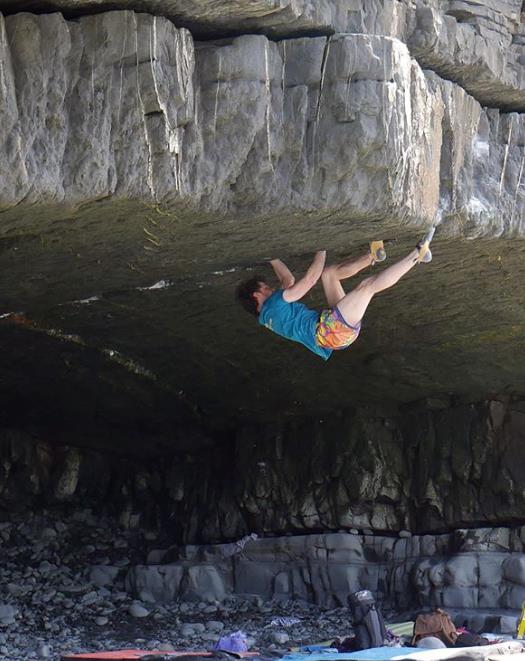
[2,497,524,659]
[2,4,525,656]
[0,0,524,563]
[2,498,525,657]
[2,398,525,541]
[0,396,514,650]
[182,398,525,540]
[2,7,525,227]
[126,527,525,624]
[0,2,523,436]
[2,425,525,657]
[1,12,436,219]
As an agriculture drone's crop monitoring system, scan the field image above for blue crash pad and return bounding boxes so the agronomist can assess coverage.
[281,649,422,661]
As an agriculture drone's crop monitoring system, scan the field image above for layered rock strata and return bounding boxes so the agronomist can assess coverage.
[1,0,524,112]
[1,9,525,235]
[0,499,524,657]
[3,398,524,541]
[166,397,525,541]
[128,527,525,625]
[0,2,524,606]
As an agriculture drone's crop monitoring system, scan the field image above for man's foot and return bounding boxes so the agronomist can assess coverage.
[370,240,386,264]
[415,227,436,263]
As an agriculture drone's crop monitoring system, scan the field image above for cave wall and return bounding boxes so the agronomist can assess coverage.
[3,397,525,542]
[0,6,525,616]
[186,397,525,541]
[127,527,525,620]
[2,501,524,639]
[5,397,525,620]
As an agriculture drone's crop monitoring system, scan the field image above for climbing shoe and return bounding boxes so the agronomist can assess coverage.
[370,240,386,264]
[415,227,435,263]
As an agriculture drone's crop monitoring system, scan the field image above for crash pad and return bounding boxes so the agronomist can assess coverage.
[62,652,176,660]
[281,649,422,661]
[62,652,206,660]
[387,623,415,638]
[291,622,414,653]
[282,640,525,661]
[329,651,423,660]
[62,651,258,660]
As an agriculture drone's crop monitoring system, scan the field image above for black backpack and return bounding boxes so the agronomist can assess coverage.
[348,590,387,650]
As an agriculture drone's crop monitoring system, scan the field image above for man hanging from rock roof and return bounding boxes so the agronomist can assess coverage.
[236,228,435,360]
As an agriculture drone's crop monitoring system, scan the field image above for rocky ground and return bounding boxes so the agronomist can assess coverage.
[0,508,383,661]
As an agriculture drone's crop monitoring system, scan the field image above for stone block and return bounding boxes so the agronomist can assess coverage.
[479,554,505,585]
[184,565,228,602]
[455,528,511,552]
[234,560,280,599]
[444,555,478,587]
[428,562,446,588]
[479,585,503,608]
[325,532,364,561]
[500,615,518,634]
[326,563,364,594]
[126,565,184,603]
[441,586,478,608]
[393,538,409,561]
[147,549,168,565]
[90,565,120,587]
[420,535,438,557]
[273,571,290,598]
[503,555,525,585]
[502,583,525,609]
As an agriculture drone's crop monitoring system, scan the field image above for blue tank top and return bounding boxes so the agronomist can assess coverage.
[258,290,332,360]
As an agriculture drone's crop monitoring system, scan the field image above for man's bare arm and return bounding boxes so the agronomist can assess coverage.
[282,251,326,303]
[270,259,296,289]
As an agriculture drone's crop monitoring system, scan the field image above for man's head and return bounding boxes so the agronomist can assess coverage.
[236,276,274,316]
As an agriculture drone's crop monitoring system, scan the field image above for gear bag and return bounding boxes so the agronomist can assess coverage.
[412,609,458,647]
[348,590,387,650]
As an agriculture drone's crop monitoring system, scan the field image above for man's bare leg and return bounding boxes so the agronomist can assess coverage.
[336,248,422,327]
[321,252,373,307]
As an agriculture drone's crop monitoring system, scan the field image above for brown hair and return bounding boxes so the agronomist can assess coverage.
[235,276,266,316]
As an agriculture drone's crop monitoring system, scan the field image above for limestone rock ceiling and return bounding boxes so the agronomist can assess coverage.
[2,1,525,108]
[0,3,524,450]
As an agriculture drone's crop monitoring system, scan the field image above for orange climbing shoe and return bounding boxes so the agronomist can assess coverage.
[369,240,386,264]
[415,227,435,263]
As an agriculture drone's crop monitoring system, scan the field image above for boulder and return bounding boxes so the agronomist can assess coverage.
[126,565,184,603]
[89,566,120,587]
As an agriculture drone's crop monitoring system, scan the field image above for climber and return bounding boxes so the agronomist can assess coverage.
[235,229,435,360]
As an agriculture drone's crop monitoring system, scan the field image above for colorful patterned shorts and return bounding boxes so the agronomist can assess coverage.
[315,307,361,350]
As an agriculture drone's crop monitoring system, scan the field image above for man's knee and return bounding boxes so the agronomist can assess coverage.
[355,275,377,294]
[321,265,337,282]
